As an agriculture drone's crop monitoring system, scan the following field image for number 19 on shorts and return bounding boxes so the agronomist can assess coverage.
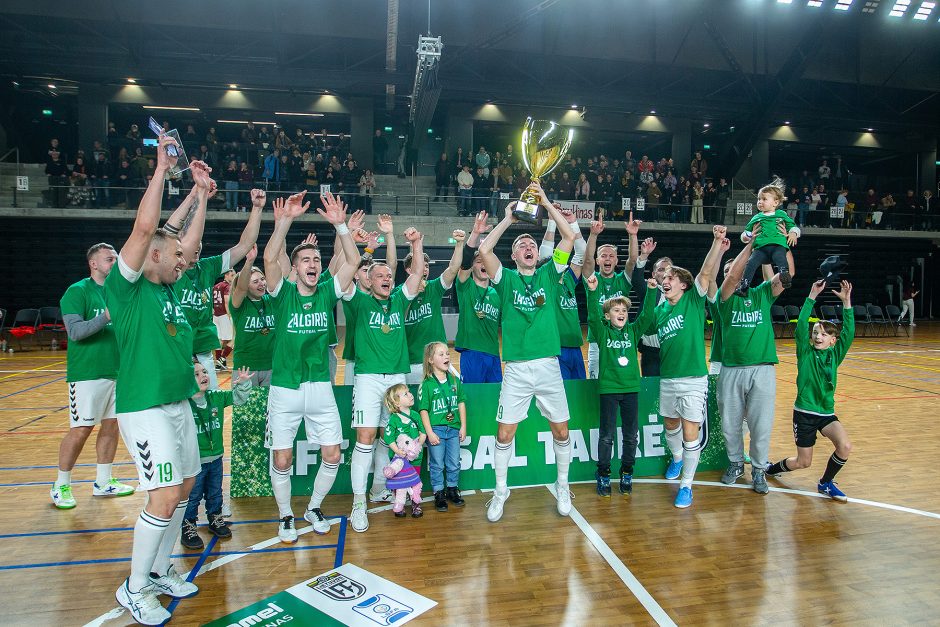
[158,462,173,483]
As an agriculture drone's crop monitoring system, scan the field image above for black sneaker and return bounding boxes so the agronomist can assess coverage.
[180,518,204,550]
[619,472,633,495]
[595,470,611,497]
[411,504,423,518]
[779,268,792,289]
[394,509,407,518]
[434,490,449,512]
[207,513,231,539]
[734,278,750,297]
[446,487,465,507]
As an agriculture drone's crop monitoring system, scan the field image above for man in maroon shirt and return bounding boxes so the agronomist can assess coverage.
[212,269,236,368]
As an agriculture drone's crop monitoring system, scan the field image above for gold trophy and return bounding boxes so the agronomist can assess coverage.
[513,117,574,223]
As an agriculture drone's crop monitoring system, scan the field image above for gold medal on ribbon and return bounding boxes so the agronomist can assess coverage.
[166,322,177,337]
[475,310,485,319]
[381,323,391,334]
[446,412,454,422]
[535,295,545,306]
[260,328,270,336]
[618,356,629,367]
[201,292,208,304]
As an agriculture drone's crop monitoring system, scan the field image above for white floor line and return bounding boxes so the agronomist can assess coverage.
[546,484,677,627]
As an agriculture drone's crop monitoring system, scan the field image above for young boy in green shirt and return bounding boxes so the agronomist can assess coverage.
[585,274,658,496]
[767,279,855,501]
[181,363,252,550]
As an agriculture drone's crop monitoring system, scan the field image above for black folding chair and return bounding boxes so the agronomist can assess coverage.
[38,306,66,349]
[771,305,789,339]
[867,304,892,338]
[8,308,41,350]
[852,305,872,337]
[784,305,801,339]
[820,305,839,323]
[884,304,908,337]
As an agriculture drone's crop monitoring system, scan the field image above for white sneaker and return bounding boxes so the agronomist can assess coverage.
[278,515,298,544]
[93,478,135,497]
[555,482,573,517]
[486,488,510,523]
[350,501,369,533]
[50,484,76,509]
[369,489,394,503]
[149,565,198,599]
[116,579,170,626]
[304,508,331,535]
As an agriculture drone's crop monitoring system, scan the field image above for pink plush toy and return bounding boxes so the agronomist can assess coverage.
[383,434,424,517]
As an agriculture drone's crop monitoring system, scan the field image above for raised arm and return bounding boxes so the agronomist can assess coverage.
[402,228,425,295]
[441,229,466,286]
[230,244,258,309]
[581,215,605,278]
[177,161,212,261]
[478,203,518,279]
[263,192,310,290]
[377,214,397,277]
[537,185,575,254]
[317,192,361,292]
[833,280,855,362]
[226,189,266,266]
[720,241,753,302]
[459,211,492,281]
[539,218,556,262]
[624,212,641,276]
[707,237,731,300]
[120,134,178,270]
[695,225,728,292]
[327,231,343,276]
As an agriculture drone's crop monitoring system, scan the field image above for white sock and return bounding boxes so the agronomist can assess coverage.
[271,462,293,519]
[151,501,187,577]
[308,461,339,511]
[129,510,170,591]
[665,426,683,461]
[370,440,389,496]
[553,438,571,488]
[494,440,512,493]
[680,439,702,489]
[56,469,71,488]
[95,463,111,486]
[350,443,373,501]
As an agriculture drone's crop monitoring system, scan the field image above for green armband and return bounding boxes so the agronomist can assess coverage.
[552,248,571,265]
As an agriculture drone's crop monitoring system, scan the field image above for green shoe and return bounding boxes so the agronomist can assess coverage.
[93,478,136,497]
[51,484,76,509]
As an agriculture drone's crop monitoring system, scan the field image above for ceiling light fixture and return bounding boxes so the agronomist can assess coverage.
[127,78,137,84]
[274,112,325,117]
[889,0,911,16]
[913,1,935,19]
[229,84,238,89]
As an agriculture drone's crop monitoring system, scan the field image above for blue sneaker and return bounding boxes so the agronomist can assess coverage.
[818,480,847,503]
[619,472,633,495]
[595,471,611,497]
[674,486,693,509]
[665,458,683,480]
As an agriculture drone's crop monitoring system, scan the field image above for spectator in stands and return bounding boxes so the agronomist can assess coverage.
[328,155,342,174]
[336,132,350,156]
[923,190,935,231]
[323,165,337,192]
[689,166,702,186]
[68,156,90,207]
[90,151,112,209]
[691,181,705,224]
[797,185,811,227]
[275,129,294,152]
[222,160,239,211]
[623,150,636,173]
[457,164,473,216]
[799,170,814,190]
[294,129,309,154]
[125,124,141,144]
[339,159,362,208]
[303,159,320,197]
[183,124,199,154]
[434,153,450,202]
[557,171,574,201]
[703,180,717,223]
[691,151,708,178]
[900,190,921,231]
[505,143,515,162]
[359,168,376,214]
[196,145,216,170]
[862,188,879,228]
[453,147,467,174]
[473,166,489,213]
[646,180,662,222]
[45,149,69,208]
[810,186,821,227]
[114,158,132,207]
[574,172,591,201]
[596,173,612,210]
[785,186,799,220]
[716,177,730,224]
[242,122,257,145]
[679,178,692,223]
[880,192,896,230]
[373,130,388,174]
[818,159,831,183]
[476,146,491,178]
[836,189,849,229]
[263,150,280,190]
[237,162,253,210]
[205,127,219,159]
[637,155,654,187]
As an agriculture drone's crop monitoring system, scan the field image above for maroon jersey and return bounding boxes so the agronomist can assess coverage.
[212,280,230,316]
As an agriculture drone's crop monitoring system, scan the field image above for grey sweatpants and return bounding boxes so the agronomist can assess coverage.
[718,364,776,469]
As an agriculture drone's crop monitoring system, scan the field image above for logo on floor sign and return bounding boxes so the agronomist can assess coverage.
[310,572,367,601]
[353,594,415,625]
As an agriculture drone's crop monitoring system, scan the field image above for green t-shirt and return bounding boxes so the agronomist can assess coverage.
[653,282,708,379]
[587,287,657,394]
[268,277,342,388]
[708,296,722,364]
[454,275,500,356]
[556,271,583,348]
[173,252,230,355]
[190,389,230,460]
[403,277,449,364]
[346,287,414,375]
[384,409,426,466]
[229,293,276,372]
[586,271,632,342]
[718,280,779,367]
[745,210,798,250]
[105,257,198,413]
[492,262,563,362]
[60,277,119,381]
[794,298,855,415]
[417,372,466,428]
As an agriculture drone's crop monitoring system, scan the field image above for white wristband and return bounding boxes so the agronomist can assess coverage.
[546,219,556,233]
[335,223,350,235]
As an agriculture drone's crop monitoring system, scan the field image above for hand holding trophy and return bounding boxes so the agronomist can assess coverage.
[512,117,574,223]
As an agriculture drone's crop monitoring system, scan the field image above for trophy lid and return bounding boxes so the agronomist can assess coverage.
[522,118,574,179]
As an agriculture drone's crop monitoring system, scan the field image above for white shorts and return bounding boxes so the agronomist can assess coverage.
[352,373,406,430]
[117,401,200,490]
[195,352,219,390]
[497,357,570,425]
[68,379,116,427]
[709,361,722,375]
[660,376,708,423]
[213,314,234,341]
[587,342,599,380]
[405,362,424,385]
[267,382,343,450]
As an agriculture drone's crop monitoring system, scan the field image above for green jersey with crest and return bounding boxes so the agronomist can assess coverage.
[587,287,657,394]
[417,372,467,428]
[492,262,563,362]
[60,277,119,381]
[402,276,449,364]
[585,271,632,343]
[454,275,500,356]
[718,280,778,367]
[346,287,414,375]
[654,283,708,378]
[229,293,276,372]
[105,257,198,413]
[384,409,426,466]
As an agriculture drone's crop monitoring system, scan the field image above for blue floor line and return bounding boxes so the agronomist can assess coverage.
[0,518,281,539]
[0,376,66,400]
[166,535,219,615]
[0,474,231,487]
[334,515,347,567]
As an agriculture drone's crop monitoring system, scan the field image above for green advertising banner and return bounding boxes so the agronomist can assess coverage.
[231,377,727,497]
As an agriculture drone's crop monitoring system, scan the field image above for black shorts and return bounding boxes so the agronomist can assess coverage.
[792,409,839,448]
